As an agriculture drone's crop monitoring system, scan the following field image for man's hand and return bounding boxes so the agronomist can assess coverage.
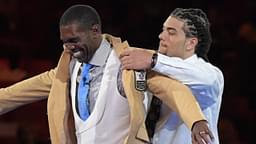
[119,47,153,70]
[192,120,214,144]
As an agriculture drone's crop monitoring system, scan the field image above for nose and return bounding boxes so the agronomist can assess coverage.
[159,31,164,40]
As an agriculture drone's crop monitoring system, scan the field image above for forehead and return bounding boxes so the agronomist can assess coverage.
[60,23,83,33]
[60,23,84,39]
[163,16,185,30]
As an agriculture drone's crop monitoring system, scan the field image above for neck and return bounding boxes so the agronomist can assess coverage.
[95,34,103,48]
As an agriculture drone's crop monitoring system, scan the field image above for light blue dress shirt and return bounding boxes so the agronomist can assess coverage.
[152,53,224,144]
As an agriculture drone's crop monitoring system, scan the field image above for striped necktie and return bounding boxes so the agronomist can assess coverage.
[78,63,92,121]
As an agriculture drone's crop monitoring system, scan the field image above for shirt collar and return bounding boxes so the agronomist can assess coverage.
[184,54,198,63]
[89,38,111,66]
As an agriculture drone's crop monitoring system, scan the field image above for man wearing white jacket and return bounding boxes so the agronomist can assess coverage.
[120,8,224,144]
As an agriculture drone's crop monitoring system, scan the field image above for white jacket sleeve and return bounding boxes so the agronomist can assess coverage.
[152,53,224,109]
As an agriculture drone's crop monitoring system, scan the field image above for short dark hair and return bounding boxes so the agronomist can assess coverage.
[170,8,212,61]
[59,4,101,30]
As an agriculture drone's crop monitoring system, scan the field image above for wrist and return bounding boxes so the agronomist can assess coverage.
[191,120,208,130]
[151,52,158,69]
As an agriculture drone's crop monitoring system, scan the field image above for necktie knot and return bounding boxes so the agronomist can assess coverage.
[81,64,92,84]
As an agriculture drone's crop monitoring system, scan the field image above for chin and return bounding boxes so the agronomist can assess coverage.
[158,50,167,55]
[158,47,166,53]
[73,56,83,63]
[73,53,86,63]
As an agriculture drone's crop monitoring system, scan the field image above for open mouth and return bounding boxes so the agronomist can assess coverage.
[70,47,84,59]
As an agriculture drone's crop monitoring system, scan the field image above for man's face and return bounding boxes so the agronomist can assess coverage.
[158,16,193,59]
[60,23,97,63]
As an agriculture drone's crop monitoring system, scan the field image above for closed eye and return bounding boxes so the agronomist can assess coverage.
[63,37,80,44]
[162,26,177,35]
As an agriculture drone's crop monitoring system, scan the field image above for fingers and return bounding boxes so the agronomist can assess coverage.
[119,49,134,70]
[199,131,212,144]
[119,49,131,58]
[193,131,214,144]
[207,128,215,141]
[120,56,132,70]
[199,125,214,143]
[192,133,198,144]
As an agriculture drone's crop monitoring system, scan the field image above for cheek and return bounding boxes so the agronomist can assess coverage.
[164,44,177,57]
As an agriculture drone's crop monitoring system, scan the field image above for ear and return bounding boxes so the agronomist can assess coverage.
[186,37,198,51]
[91,24,101,34]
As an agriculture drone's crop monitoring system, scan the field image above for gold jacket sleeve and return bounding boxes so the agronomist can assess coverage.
[147,72,205,129]
[0,69,55,115]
